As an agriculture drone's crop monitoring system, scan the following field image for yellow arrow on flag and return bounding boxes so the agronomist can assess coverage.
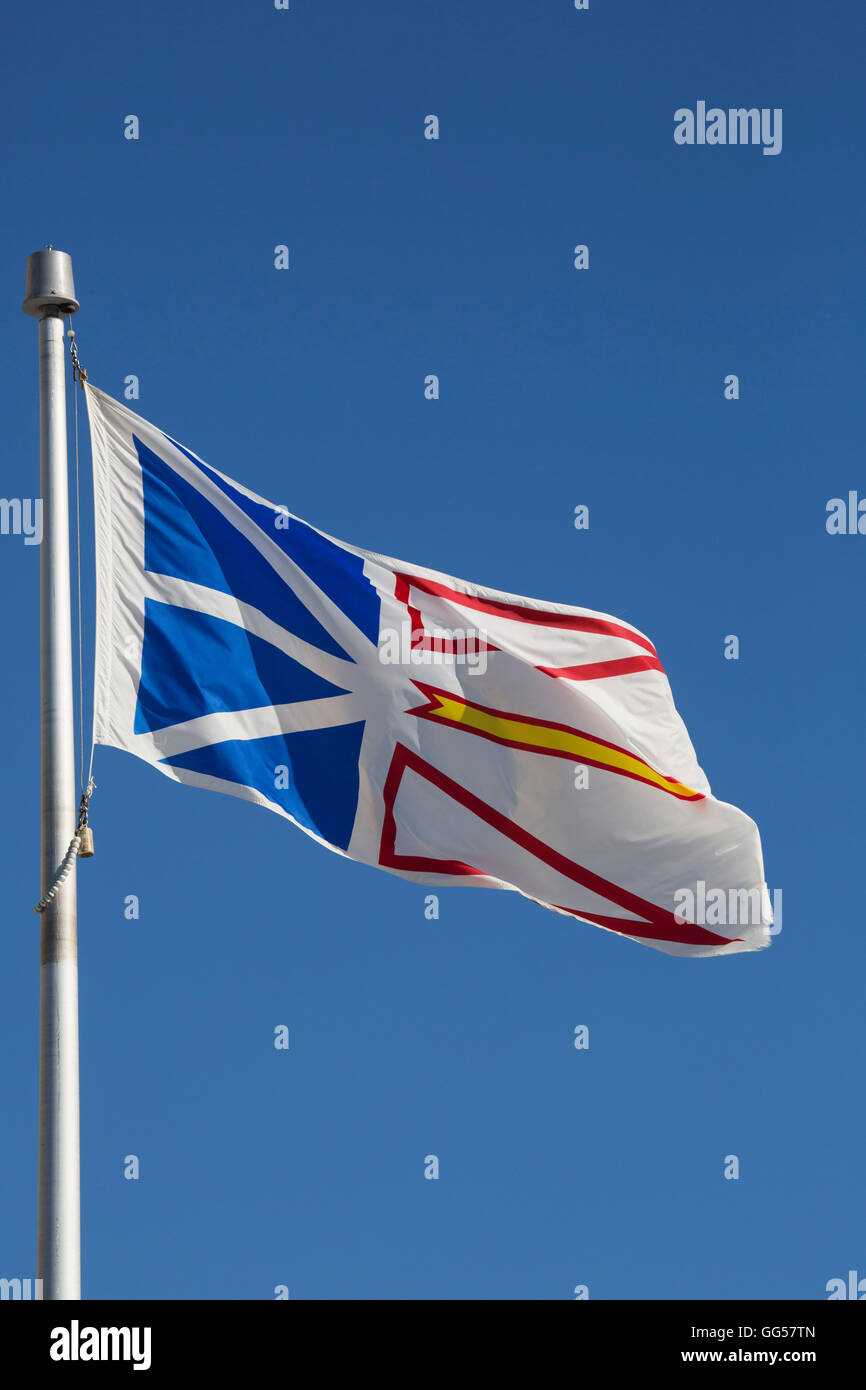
[409,685,702,801]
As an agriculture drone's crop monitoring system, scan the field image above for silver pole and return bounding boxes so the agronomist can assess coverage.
[23,248,81,1301]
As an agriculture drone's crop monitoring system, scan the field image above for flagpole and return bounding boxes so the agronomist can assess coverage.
[23,248,81,1301]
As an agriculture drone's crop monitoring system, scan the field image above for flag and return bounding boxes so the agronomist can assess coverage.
[86,385,772,957]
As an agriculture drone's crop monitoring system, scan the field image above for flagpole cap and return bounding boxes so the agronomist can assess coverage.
[22,247,79,317]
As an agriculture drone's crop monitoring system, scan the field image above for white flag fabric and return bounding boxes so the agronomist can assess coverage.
[86,385,772,957]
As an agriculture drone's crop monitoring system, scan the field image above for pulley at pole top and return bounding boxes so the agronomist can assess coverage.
[22,247,79,318]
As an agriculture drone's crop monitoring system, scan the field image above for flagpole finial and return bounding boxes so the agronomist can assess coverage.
[22,248,79,318]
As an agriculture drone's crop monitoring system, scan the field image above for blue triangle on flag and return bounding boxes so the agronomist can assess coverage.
[160,721,366,850]
[135,434,353,661]
[134,599,349,734]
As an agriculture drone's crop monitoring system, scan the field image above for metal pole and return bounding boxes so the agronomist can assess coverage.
[23,248,81,1300]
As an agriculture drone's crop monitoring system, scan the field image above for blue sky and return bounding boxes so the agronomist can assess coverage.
[2,0,864,1299]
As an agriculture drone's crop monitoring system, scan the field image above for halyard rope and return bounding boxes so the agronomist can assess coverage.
[33,330,95,914]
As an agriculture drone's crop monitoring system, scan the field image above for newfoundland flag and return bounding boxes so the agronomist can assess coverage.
[86,385,772,957]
